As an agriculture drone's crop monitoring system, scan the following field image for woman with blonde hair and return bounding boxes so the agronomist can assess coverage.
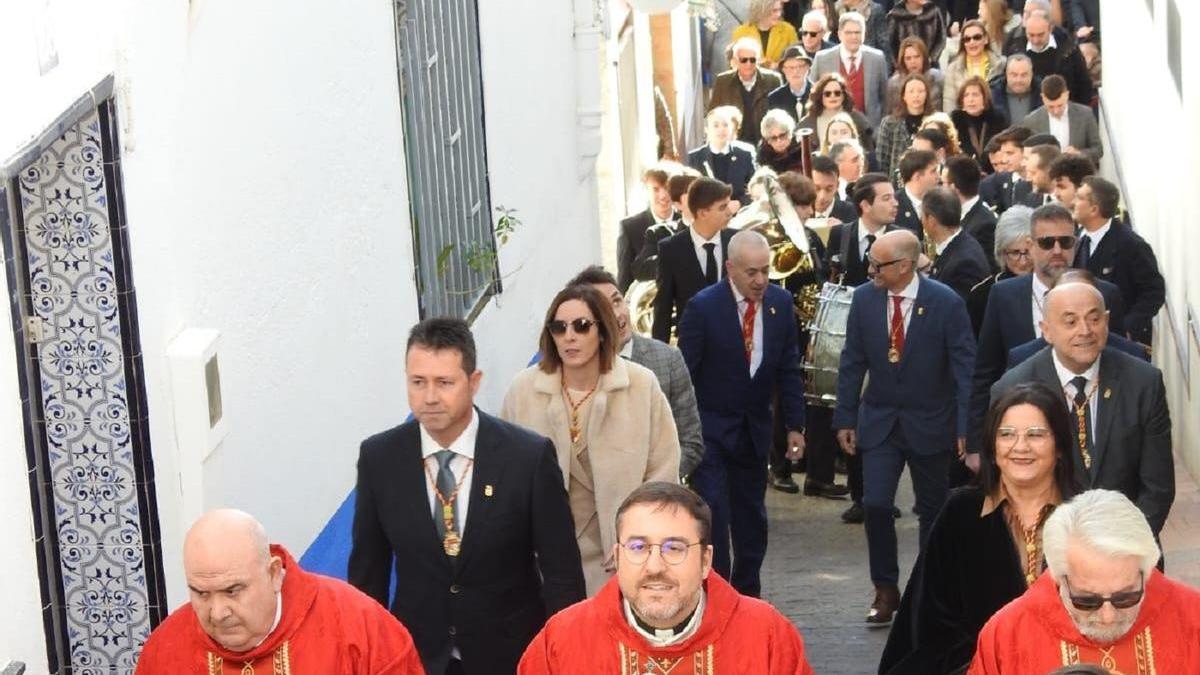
[501,285,680,595]
[919,112,962,157]
[978,0,1020,50]
[822,111,859,153]
[732,0,800,69]
[943,19,1006,111]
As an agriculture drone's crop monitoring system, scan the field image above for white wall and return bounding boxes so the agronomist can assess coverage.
[0,0,604,663]
[1099,0,1200,479]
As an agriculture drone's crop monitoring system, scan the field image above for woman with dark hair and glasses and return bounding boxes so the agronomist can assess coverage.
[797,73,874,153]
[501,284,680,596]
[879,381,1082,675]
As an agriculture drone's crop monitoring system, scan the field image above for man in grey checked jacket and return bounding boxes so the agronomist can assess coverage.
[569,266,705,476]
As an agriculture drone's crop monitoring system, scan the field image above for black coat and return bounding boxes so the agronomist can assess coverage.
[879,488,1055,675]
[966,271,1011,337]
[617,208,680,292]
[652,227,736,342]
[1074,220,1166,345]
[767,83,810,124]
[979,171,1017,215]
[825,220,898,287]
[630,219,685,287]
[951,108,1008,173]
[893,189,925,239]
[930,231,992,301]
[349,412,586,675]
[756,140,808,174]
[960,199,998,272]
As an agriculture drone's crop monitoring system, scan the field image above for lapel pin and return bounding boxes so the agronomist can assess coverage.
[1104,389,1111,399]
[484,484,494,497]
[1103,267,1112,275]
[917,307,924,316]
[769,306,776,315]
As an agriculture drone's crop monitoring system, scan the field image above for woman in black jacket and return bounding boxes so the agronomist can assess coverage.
[951,76,1008,173]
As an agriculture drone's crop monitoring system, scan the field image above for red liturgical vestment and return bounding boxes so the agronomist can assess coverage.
[135,545,423,675]
[518,573,814,674]
[968,570,1200,674]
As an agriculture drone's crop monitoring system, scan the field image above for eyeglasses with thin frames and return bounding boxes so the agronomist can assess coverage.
[1004,249,1032,260]
[547,318,596,335]
[996,426,1052,446]
[619,539,703,566]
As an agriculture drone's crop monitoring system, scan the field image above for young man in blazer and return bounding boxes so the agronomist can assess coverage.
[833,230,976,625]
[677,230,807,598]
[652,177,736,343]
[1020,74,1102,165]
[991,283,1174,537]
[923,187,991,301]
[894,150,939,239]
[945,155,999,270]
[616,167,678,293]
[1072,176,1165,346]
[349,318,585,675]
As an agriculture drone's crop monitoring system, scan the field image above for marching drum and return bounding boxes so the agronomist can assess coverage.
[802,282,854,407]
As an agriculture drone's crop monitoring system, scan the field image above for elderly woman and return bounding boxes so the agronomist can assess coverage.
[757,109,808,173]
[879,381,1082,674]
[876,73,934,182]
[733,0,800,69]
[952,76,1008,172]
[501,285,680,595]
[943,19,1007,111]
[967,205,1034,335]
[886,36,945,114]
[798,73,875,155]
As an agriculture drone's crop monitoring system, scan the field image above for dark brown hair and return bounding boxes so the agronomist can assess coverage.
[667,173,700,203]
[566,265,618,289]
[1041,74,1068,100]
[538,285,619,374]
[809,73,857,115]
[894,36,931,75]
[615,481,713,546]
[687,177,733,214]
[977,382,1082,499]
[956,75,994,112]
[778,171,817,207]
[407,317,477,374]
[893,73,934,117]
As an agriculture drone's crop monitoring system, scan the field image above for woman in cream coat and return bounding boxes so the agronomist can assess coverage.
[501,284,680,596]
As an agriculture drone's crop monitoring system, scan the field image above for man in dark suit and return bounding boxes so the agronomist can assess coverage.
[629,173,697,288]
[687,108,757,205]
[616,166,678,293]
[812,155,860,224]
[991,283,1174,536]
[1013,10,1093,107]
[894,150,940,239]
[1007,333,1149,368]
[979,126,1034,215]
[677,230,807,597]
[834,230,976,625]
[652,178,735,343]
[923,187,991,300]
[968,204,1126,455]
[707,37,782,145]
[945,155,998,270]
[349,319,586,675]
[1018,143,1060,208]
[1072,176,1165,346]
[767,46,813,124]
[1046,151,1095,211]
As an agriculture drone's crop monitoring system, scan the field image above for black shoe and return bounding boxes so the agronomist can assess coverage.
[834,455,848,475]
[771,475,800,494]
[894,506,902,519]
[841,502,865,523]
[804,480,850,499]
[867,585,900,626]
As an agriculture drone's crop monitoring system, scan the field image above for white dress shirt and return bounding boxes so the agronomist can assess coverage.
[1052,350,1101,438]
[1080,218,1112,257]
[886,273,920,334]
[1031,273,1051,338]
[1027,33,1058,54]
[690,227,725,280]
[935,228,962,256]
[1048,109,1071,152]
[858,222,885,259]
[840,45,861,71]
[731,282,765,377]
[960,195,980,219]
[905,187,924,222]
[420,408,479,533]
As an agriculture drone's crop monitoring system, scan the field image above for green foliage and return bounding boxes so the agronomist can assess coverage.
[436,205,523,280]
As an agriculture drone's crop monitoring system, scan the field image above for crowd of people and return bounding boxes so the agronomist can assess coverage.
[130,1,1200,674]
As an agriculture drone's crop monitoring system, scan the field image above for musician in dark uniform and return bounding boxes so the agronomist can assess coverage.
[824,173,900,524]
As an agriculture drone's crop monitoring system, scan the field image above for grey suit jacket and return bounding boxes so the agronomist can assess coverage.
[1020,102,1103,164]
[629,334,704,476]
[990,346,1174,534]
[810,45,889,128]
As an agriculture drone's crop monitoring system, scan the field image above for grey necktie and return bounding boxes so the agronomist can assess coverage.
[433,450,457,539]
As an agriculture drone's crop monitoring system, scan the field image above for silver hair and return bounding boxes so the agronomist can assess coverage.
[829,138,864,163]
[993,204,1033,267]
[1042,490,1161,579]
[731,36,763,59]
[747,0,779,26]
[760,109,797,138]
[802,9,828,31]
[1025,8,1052,25]
[728,229,771,262]
[1006,53,1033,69]
[838,10,867,33]
[1025,0,1052,14]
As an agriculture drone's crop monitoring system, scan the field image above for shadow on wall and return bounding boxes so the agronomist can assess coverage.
[299,352,544,581]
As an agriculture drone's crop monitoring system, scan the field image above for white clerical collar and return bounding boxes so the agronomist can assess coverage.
[623,592,706,647]
[892,272,920,300]
[961,195,980,217]
[619,337,634,360]
[419,408,479,460]
[1027,33,1057,54]
[250,575,286,650]
[1052,348,1100,385]
[935,228,962,256]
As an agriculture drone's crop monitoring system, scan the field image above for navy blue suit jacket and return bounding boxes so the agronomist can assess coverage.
[968,274,1126,450]
[1007,333,1150,370]
[677,281,805,458]
[833,277,976,452]
[686,145,755,205]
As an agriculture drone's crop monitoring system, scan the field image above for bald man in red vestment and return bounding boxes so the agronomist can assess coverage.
[136,509,423,674]
[969,490,1200,674]
[518,482,814,674]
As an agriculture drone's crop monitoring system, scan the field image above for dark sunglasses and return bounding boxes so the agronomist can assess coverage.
[547,318,595,335]
[1035,235,1077,250]
[738,56,758,64]
[801,30,822,37]
[823,89,844,97]
[1064,575,1145,611]
[962,33,986,43]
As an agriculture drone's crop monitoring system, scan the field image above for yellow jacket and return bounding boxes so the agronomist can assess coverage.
[732,21,800,66]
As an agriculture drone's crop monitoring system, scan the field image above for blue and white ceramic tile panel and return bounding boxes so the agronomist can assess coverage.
[17,107,155,674]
